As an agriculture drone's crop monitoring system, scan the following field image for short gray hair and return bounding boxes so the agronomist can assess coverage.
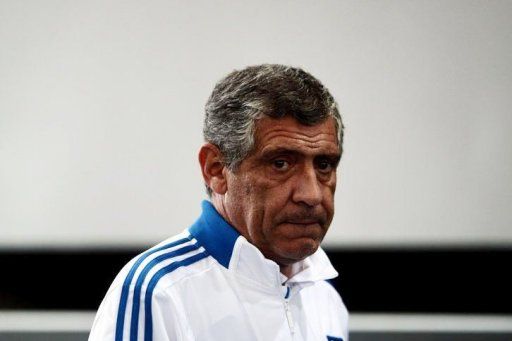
[203,64,344,194]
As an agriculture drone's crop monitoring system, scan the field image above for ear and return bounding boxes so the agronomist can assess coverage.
[198,143,228,195]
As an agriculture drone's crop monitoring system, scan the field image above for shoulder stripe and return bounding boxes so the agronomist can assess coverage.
[115,236,192,341]
[129,242,201,341]
[144,251,209,341]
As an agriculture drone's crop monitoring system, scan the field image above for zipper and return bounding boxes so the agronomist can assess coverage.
[284,299,295,335]
[283,286,295,335]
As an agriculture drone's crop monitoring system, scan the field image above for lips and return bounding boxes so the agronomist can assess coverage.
[285,220,320,226]
[276,222,323,242]
[278,212,326,227]
[275,209,328,238]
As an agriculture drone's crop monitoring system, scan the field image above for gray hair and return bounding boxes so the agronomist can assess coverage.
[203,64,344,194]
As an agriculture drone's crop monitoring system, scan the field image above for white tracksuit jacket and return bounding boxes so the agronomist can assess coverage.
[89,201,349,341]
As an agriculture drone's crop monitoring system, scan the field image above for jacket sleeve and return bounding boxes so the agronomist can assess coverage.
[150,289,192,340]
[89,277,191,340]
[88,281,123,341]
[327,284,349,341]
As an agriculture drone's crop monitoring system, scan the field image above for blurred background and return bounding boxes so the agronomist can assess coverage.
[1,0,511,340]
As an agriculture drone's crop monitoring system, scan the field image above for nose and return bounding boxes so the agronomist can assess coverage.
[292,164,323,207]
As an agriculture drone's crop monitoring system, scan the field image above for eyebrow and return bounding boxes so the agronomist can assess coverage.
[260,147,341,161]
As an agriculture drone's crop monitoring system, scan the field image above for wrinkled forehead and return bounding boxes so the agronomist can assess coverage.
[252,116,340,155]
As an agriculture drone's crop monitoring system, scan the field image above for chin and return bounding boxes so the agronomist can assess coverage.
[277,238,320,263]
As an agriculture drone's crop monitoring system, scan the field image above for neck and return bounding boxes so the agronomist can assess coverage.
[280,261,305,280]
[210,196,304,280]
[280,264,294,279]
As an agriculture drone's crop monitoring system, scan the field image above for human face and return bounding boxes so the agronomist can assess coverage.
[222,115,340,267]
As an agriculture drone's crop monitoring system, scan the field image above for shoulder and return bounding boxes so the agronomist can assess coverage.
[316,280,343,297]
[302,280,349,339]
[120,231,216,294]
[304,280,349,319]
[90,231,219,340]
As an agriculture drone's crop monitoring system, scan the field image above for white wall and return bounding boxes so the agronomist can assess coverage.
[1,0,511,248]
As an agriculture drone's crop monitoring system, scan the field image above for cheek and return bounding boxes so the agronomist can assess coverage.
[325,176,337,201]
[248,174,289,204]
[239,178,272,227]
[326,181,336,200]
[324,187,336,215]
[250,183,291,230]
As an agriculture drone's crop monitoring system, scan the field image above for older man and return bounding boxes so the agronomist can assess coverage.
[90,64,348,341]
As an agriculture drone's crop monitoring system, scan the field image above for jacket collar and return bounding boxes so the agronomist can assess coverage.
[189,200,339,287]
[188,200,239,269]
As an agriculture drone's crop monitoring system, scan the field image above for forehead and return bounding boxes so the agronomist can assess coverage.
[252,116,339,155]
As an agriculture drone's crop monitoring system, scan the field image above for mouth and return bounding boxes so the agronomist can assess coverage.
[279,210,326,227]
[279,221,323,238]
[276,210,328,239]
[285,221,320,226]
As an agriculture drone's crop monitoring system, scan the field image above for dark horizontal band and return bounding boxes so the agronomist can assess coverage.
[1,247,510,313]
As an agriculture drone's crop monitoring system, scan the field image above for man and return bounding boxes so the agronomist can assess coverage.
[89,64,348,341]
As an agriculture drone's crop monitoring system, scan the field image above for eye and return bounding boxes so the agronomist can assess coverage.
[318,161,331,171]
[316,159,335,173]
[272,159,290,171]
